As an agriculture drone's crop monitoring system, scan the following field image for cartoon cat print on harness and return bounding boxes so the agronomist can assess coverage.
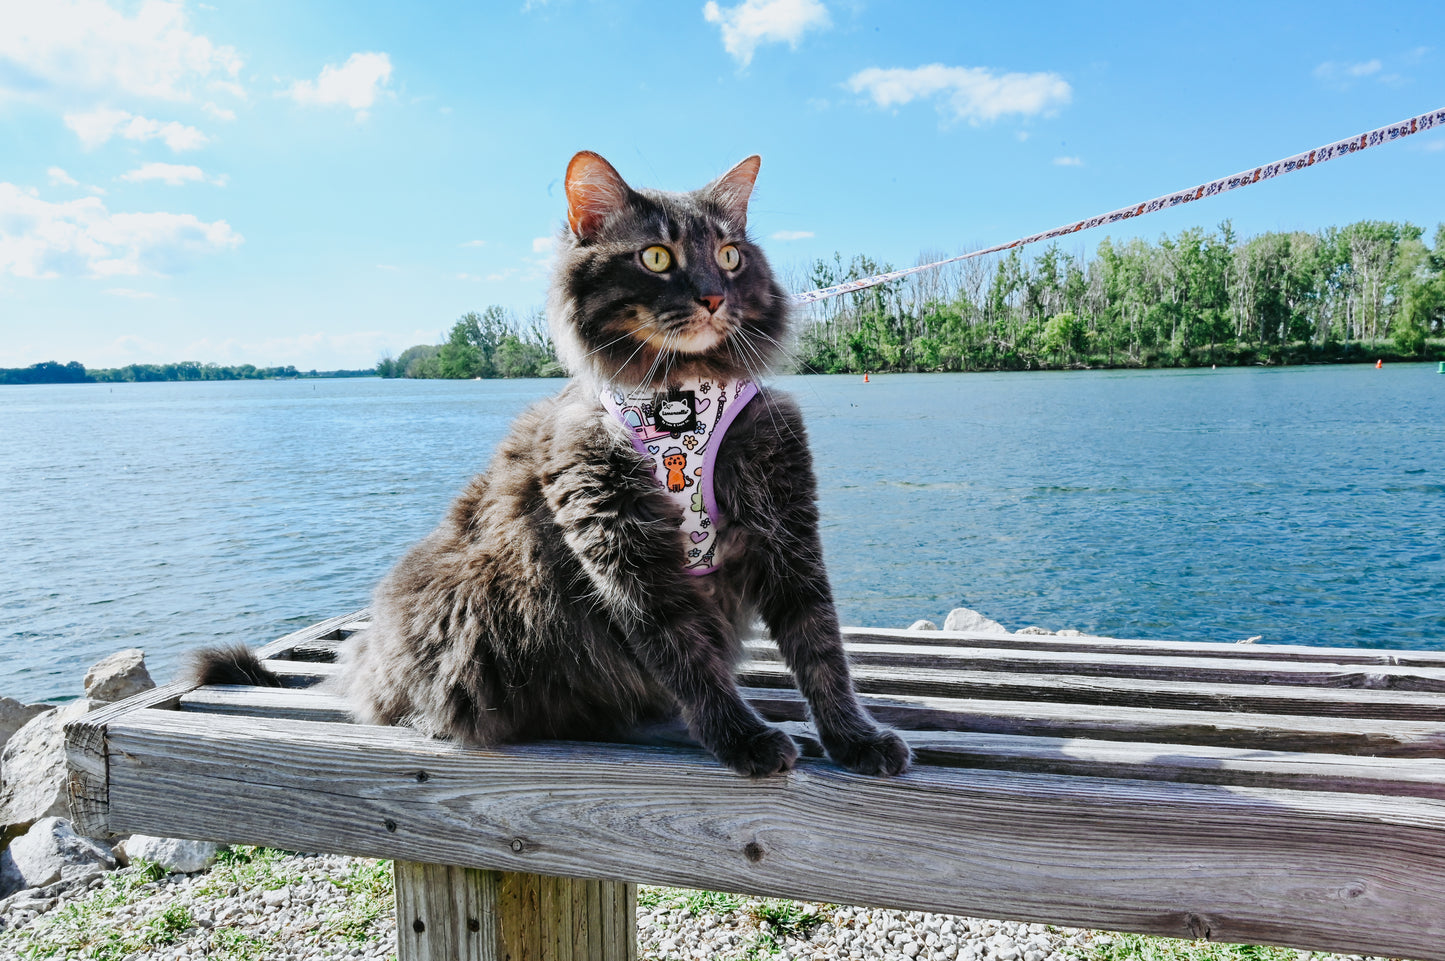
[661,448,692,492]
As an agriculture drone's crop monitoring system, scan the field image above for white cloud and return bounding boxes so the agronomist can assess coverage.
[846,63,1072,124]
[1314,59,1382,85]
[531,236,555,254]
[65,108,209,151]
[770,229,814,241]
[104,287,158,299]
[48,167,79,187]
[0,182,242,279]
[0,0,243,102]
[460,239,486,247]
[202,102,236,121]
[119,162,226,186]
[1052,156,1084,167]
[457,272,482,281]
[702,0,830,67]
[287,52,393,119]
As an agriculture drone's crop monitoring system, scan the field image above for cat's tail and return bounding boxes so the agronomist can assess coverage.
[185,644,285,688]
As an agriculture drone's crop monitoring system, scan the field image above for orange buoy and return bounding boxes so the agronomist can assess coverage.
[863,373,870,383]
[1376,359,1383,369]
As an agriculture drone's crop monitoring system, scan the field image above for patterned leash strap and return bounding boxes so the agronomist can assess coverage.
[795,106,1445,305]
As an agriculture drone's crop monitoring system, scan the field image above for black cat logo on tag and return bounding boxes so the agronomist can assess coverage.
[652,389,697,436]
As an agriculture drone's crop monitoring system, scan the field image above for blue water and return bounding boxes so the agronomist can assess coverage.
[2,365,1442,703]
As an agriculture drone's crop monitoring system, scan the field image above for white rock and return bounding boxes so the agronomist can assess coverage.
[942,608,1009,634]
[907,620,939,631]
[0,698,51,758]
[0,817,114,899]
[0,701,89,839]
[116,835,219,874]
[83,649,155,704]
[1014,626,1055,636]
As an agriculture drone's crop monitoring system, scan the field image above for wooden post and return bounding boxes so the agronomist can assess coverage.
[394,861,636,961]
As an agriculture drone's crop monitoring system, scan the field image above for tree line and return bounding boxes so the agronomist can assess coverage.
[0,361,373,385]
[376,306,564,379]
[788,220,1445,373]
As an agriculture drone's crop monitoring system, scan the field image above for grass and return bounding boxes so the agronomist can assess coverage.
[748,898,826,956]
[1070,932,1312,961]
[0,846,397,961]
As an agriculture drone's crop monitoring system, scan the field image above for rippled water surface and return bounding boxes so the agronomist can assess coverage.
[3,365,1442,702]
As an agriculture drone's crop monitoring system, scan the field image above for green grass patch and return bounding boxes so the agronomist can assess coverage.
[638,886,745,915]
[1072,932,1306,961]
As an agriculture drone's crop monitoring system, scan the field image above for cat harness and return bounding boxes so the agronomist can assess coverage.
[600,378,759,575]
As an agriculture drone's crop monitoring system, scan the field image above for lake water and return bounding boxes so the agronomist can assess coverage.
[2,365,1442,704]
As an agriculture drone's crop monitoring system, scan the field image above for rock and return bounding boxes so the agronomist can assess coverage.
[0,817,114,899]
[83,649,155,704]
[907,619,939,631]
[115,835,219,874]
[0,699,51,757]
[0,701,89,846]
[942,608,1009,634]
[1014,626,1055,636]
[1056,629,1085,637]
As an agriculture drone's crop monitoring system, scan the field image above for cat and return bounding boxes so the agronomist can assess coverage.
[193,151,910,778]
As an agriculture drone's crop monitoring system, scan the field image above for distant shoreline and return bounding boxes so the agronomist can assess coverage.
[3,350,1441,385]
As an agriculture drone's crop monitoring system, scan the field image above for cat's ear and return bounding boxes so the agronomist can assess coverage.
[705,155,761,229]
[565,151,632,241]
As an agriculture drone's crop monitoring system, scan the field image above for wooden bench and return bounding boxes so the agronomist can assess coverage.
[66,611,1445,961]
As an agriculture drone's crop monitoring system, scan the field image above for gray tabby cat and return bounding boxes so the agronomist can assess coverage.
[195,152,909,778]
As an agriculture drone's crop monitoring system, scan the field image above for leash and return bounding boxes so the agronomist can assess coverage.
[794,106,1445,305]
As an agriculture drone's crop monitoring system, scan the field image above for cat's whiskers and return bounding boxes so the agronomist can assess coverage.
[607,323,658,387]
[579,326,642,361]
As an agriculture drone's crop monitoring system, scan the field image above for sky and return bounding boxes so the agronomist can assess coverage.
[1,0,1443,371]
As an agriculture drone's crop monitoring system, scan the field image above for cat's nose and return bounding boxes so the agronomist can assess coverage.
[697,294,724,314]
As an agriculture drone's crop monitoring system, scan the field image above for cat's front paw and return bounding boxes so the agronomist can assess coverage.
[711,725,799,778]
[826,727,912,776]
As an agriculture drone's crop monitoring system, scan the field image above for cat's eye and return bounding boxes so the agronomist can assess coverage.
[641,246,672,272]
[716,244,741,271]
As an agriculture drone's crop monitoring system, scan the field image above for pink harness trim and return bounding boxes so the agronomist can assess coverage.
[600,378,759,575]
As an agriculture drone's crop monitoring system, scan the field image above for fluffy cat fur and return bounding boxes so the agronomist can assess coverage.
[192,152,909,778]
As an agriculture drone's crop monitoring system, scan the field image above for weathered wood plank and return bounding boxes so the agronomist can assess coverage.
[749,640,1445,692]
[257,660,340,685]
[773,723,1445,798]
[740,660,1445,719]
[259,609,370,660]
[62,681,188,838]
[179,686,352,722]
[394,862,633,961]
[745,687,1445,757]
[172,677,1445,765]
[844,627,1445,667]
[103,710,1445,961]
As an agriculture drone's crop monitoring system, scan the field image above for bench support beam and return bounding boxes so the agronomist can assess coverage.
[394,861,636,961]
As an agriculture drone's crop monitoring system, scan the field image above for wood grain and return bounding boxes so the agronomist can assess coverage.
[843,627,1445,667]
[102,709,1445,961]
[63,681,187,838]
[739,660,1445,719]
[393,862,633,961]
[744,687,1445,757]
[745,639,1445,691]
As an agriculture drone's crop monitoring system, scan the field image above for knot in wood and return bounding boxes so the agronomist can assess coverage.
[510,837,527,853]
[414,770,429,783]
[413,917,426,934]
[743,841,765,863]
[468,917,481,933]
[384,818,398,833]
[1185,913,1212,940]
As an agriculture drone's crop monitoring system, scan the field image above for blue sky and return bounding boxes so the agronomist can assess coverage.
[2,0,1442,370]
